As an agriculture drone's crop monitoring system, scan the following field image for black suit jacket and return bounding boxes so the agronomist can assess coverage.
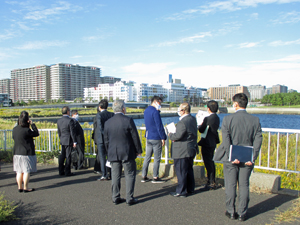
[169,114,198,159]
[95,110,114,145]
[13,124,39,156]
[214,110,262,162]
[57,115,77,146]
[104,113,142,162]
[73,119,85,149]
[198,113,220,148]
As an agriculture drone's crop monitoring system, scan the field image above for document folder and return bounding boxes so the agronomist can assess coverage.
[228,145,254,163]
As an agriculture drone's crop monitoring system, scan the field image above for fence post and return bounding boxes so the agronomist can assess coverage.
[4,130,7,151]
[48,130,52,152]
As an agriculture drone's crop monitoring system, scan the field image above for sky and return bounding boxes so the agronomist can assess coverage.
[0,0,300,91]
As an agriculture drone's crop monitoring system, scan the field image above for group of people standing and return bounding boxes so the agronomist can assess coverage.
[12,93,262,221]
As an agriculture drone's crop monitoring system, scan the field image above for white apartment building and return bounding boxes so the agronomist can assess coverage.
[0,79,10,95]
[84,81,134,102]
[247,85,266,100]
[10,65,51,102]
[134,83,168,102]
[50,63,100,101]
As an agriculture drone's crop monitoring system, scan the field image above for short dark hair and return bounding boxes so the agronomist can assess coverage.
[62,106,70,115]
[151,96,162,104]
[19,111,29,127]
[71,109,78,116]
[207,100,219,113]
[99,99,109,109]
[232,93,248,108]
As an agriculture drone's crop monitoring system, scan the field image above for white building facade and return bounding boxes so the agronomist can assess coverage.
[247,85,266,100]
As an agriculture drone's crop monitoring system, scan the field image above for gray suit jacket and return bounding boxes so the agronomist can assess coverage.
[214,110,262,162]
[169,114,199,159]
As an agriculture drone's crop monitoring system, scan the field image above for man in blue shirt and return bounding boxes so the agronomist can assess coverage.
[141,96,167,183]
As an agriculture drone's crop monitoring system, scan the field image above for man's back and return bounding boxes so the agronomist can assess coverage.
[144,106,166,140]
[222,110,262,160]
[104,113,142,162]
[57,116,75,145]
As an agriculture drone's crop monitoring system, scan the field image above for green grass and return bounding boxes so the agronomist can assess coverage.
[0,192,18,222]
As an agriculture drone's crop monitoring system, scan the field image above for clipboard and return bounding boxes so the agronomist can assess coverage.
[228,145,254,163]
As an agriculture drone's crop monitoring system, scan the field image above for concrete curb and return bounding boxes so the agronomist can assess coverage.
[250,172,281,193]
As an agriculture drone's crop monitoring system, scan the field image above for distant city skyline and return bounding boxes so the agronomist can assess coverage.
[0,0,299,91]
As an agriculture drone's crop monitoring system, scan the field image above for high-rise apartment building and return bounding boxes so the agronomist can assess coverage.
[10,65,50,102]
[272,84,288,94]
[0,79,11,95]
[208,85,250,101]
[50,63,100,101]
[10,63,101,102]
[99,76,121,84]
[247,85,266,100]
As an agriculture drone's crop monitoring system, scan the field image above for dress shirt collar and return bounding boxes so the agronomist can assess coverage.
[179,114,189,121]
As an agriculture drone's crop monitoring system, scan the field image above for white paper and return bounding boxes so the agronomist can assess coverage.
[166,122,176,134]
[196,110,209,126]
[106,161,111,168]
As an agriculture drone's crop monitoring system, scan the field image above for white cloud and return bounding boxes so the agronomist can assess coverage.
[269,38,300,46]
[121,55,300,91]
[250,13,259,20]
[0,30,17,41]
[193,49,205,53]
[272,11,300,24]
[153,32,212,47]
[14,40,69,50]
[122,62,175,76]
[23,1,82,20]
[162,0,300,21]
[70,55,82,59]
[239,41,262,48]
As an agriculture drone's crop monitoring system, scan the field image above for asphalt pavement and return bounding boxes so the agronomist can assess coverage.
[0,164,298,225]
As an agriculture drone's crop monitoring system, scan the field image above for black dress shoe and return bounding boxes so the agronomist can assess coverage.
[59,173,65,176]
[225,211,236,220]
[65,173,75,176]
[127,198,138,206]
[187,191,195,195]
[23,188,35,193]
[113,198,126,205]
[238,214,247,221]
[169,192,187,198]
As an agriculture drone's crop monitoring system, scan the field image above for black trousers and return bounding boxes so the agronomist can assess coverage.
[94,145,101,172]
[59,145,72,175]
[201,146,216,185]
[174,157,195,195]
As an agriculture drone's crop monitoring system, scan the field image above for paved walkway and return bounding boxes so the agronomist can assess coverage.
[0,164,298,225]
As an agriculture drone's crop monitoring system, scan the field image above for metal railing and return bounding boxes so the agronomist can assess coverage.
[1,127,299,174]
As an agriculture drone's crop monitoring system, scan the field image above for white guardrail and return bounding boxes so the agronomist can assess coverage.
[0,127,299,174]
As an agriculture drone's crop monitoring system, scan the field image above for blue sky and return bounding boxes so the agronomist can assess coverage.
[0,0,300,91]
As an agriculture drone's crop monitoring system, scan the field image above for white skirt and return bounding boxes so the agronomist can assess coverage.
[13,155,37,173]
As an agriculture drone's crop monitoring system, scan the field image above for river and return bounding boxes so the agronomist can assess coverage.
[133,113,300,130]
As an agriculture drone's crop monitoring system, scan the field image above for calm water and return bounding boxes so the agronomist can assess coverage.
[133,113,300,130]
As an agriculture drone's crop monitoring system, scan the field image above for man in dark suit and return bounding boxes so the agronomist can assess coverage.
[57,106,77,176]
[198,100,220,189]
[214,93,262,221]
[104,100,142,205]
[95,99,114,180]
[168,103,198,197]
[71,110,85,170]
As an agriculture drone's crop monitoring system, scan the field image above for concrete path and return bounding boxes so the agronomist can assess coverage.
[0,164,298,225]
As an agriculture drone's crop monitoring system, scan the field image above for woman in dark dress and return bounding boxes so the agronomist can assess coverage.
[13,111,39,193]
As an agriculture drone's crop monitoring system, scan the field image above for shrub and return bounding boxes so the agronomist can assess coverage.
[0,192,17,222]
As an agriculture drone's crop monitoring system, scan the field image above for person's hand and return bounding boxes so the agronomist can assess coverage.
[73,143,77,148]
[137,153,141,156]
[245,161,253,166]
[232,159,240,164]
[28,120,33,125]
[161,140,165,147]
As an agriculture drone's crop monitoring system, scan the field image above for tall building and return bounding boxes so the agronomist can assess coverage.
[99,76,121,84]
[247,85,266,100]
[208,85,250,101]
[10,63,101,102]
[272,84,288,94]
[0,79,11,95]
[10,65,50,102]
[0,93,10,106]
